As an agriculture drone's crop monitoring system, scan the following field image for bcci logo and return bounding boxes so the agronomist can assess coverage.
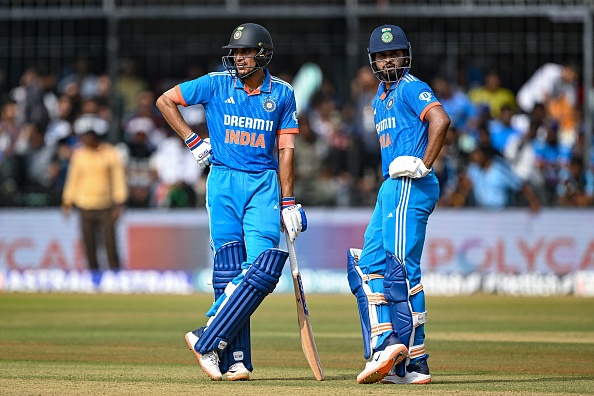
[263,98,276,112]
[234,26,244,40]
[418,92,432,102]
[386,97,394,110]
[381,27,393,43]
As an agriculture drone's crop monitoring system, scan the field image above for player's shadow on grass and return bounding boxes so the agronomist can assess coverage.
[330,373,359,381]
[254,373,354,381]
[437,374,594,385]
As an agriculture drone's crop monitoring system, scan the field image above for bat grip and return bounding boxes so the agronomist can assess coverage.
[285,232,299,274]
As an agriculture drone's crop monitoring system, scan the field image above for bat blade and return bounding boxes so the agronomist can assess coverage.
[292,271,325,381]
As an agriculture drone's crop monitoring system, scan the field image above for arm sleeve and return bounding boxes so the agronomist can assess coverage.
[178,74,212,107]
[278,134,295,149]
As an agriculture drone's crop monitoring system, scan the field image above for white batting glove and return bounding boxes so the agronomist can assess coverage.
[185,133,212,169]
[281,197,308,243]
[388,156,430,179]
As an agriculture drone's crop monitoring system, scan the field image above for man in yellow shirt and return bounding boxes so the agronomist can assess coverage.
[61,115,128,271]
[468,70,517,119]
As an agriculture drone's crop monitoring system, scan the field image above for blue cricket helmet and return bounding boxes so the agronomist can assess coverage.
[368,25,409,55]
[368,24,412,82]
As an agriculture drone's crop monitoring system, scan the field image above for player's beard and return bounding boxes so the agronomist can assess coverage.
[380,67,398,82]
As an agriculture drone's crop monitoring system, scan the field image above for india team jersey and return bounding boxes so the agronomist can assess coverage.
[373,71,441,179]
[177,69,298,172]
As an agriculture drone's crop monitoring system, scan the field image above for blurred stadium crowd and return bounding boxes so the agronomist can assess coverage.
[0,57,592,209]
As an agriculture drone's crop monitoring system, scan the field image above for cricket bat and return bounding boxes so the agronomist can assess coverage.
[285,233,325,381]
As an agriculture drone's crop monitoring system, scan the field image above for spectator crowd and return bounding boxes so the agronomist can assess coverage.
[0,57,593,210]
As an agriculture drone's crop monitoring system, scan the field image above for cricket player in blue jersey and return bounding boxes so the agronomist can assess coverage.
[347,24,450,384]
[156,23,307,382]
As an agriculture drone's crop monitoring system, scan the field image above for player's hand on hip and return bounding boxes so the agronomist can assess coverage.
[281,197,308,243]
[388,156,430,179]
[185,132,212,169]
[195,138,213,168]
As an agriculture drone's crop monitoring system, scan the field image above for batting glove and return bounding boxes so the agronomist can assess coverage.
[281,197,308,243]
[388,156,430,179]
[185,132,212,169]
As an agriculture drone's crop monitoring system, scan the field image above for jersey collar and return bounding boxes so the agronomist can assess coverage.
[234,69,272,95]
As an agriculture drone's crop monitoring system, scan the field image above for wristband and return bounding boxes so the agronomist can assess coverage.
[281,197,295,209]
[185,132,201,151]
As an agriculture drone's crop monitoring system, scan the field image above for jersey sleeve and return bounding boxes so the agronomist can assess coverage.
[402,80,441,122]
[277,89,299,135]
[178,74,212,107]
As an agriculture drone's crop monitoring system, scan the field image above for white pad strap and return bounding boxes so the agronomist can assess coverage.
[355,266,392,350]
[368,292,388,305]
[362,273,384,281]
[413,311,427,328]
[403,282,425,362]
[371,322,394,337]
[409,283,426,328]
[409,344,426,359]
[410,283,423,296]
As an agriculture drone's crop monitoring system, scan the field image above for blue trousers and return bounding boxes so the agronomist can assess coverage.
[205,165,281,315]
[357,174,439,350]
[207,165,280,267]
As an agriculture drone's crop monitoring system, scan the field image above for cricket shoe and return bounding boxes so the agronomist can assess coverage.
[356,334,408,384]
[381,355,431,384]
[185,328,222,381]
[225,362,250,381]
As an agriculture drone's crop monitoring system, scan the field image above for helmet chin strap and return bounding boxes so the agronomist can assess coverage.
[236,65,259,80]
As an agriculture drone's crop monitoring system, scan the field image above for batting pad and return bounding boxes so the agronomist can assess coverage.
[213,241,253,373]
[347,248,393,360]
[196,248,288,355]
[384,251,414,377]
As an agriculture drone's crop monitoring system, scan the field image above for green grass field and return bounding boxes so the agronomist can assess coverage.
[1,293,593,395]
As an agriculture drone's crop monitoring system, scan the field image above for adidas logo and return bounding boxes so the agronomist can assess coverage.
[387,212,393,218]
[224,97,235,104]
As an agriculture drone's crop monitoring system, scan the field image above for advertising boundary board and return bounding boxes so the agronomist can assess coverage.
[1,209,593,296]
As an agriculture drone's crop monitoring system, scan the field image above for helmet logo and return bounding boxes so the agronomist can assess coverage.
[234,26,244,40]
[263,98,276,112]
[381,27,393,43]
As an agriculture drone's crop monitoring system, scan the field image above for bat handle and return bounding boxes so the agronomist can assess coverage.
[285,232,299,275]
